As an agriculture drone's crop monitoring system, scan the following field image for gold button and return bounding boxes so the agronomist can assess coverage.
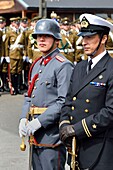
[92,124,97,129]
[72,106,75,110]
[36,78,39,81]
[32,94,35,98]
[73,97,76,101]
[34,86,37,90]
[45,81,49,85]
[70,116,73,121]
[99,75,103,79]
[39,70,42,73]
[85,109,89,113]
[86,99,90,103]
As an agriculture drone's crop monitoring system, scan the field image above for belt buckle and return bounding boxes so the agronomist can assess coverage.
[30,107,34,113]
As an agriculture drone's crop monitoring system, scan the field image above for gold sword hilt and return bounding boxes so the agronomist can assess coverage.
[20,136,26,151]
[71,137,76,170]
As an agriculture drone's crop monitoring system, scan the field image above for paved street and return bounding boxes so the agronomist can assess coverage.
[0,93,69,170]
[0,93,29,170]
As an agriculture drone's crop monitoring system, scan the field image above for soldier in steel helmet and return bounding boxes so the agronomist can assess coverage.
[19,18,74,170]
[59,13,113,170]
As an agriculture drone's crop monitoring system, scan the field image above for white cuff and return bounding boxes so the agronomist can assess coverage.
[31,118,41,130]
[5,56,10,63]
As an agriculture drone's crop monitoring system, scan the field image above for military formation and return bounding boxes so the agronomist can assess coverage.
[0,12,93,97]
[0,12,113,95]
[0,13,113,97]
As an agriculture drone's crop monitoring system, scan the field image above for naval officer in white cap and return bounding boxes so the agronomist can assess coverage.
[59,13,113,170]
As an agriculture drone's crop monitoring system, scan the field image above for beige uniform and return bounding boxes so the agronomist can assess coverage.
[28,30,42,62]
[5,26,25,95]
[106,31,113,58]
[75,35,88,62]
[58,29,78,63]
[5,28,25,74]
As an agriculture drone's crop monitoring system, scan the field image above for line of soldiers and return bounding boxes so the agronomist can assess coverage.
[0,14,113,96]
[0,16,42,96]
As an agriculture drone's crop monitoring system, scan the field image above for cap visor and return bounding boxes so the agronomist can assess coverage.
[77,31,97,37]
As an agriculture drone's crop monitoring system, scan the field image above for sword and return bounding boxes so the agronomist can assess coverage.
[20,112,33,170]
[28,112,34,170]
[71,137,76,170]
[29,138,33,170]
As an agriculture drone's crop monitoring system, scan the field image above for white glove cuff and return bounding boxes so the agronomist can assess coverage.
[31,118,41,130]
[20,118,27,124]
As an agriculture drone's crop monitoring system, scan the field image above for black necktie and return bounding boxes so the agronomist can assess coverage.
[87,59,93,74]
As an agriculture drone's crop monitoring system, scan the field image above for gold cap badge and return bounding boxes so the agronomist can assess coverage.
[81,17,89,28]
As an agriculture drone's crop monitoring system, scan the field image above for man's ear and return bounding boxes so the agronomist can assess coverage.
[101,34,108,44]
[56,39,60,45]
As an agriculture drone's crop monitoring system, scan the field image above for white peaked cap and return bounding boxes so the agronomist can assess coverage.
[79,13,113,31]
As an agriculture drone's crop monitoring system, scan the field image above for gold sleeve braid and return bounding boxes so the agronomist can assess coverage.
[82,119,92,137]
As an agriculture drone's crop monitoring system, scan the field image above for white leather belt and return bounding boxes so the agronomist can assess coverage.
[76,46,83,50]
[108,50,113,54]
[60,49,75,53]
[33,49,40,52]
[10,44,24,49]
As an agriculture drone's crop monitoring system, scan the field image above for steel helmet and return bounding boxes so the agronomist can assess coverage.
[32,18,61,40]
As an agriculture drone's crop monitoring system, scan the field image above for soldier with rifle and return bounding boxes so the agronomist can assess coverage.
[58,17,78,63]
[5,17,25,95]
[0,16,10,92]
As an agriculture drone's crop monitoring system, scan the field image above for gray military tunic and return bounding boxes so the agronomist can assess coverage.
[20,48,74,170]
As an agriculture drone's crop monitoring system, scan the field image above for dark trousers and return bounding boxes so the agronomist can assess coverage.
[32,144,66,170]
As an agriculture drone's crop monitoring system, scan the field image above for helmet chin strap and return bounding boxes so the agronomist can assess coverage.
[90,33,104,57]
[44,38,56,55]
[45,38,56,57]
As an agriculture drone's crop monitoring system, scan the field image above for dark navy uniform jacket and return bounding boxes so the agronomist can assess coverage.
[60,52,113,170]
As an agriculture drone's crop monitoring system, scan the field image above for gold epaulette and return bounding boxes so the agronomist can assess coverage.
[55,55,65,62]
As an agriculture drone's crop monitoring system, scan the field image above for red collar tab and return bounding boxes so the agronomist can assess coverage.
[40,56,52,66]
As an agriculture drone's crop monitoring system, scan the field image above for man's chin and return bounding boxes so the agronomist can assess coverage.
[84,51,91,56]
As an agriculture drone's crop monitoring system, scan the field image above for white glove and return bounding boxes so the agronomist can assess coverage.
[29,59,32,64]
[23,56,26,62]
[74,61,77,65]
[1,56,4,63]
[5,56,10,63]
[26,118,41,136]
[19,118,28,138]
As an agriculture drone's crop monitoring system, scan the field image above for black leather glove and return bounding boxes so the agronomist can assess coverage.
[60,125,75,145]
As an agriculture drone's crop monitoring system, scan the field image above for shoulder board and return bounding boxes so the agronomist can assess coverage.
[55,55,65,62]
